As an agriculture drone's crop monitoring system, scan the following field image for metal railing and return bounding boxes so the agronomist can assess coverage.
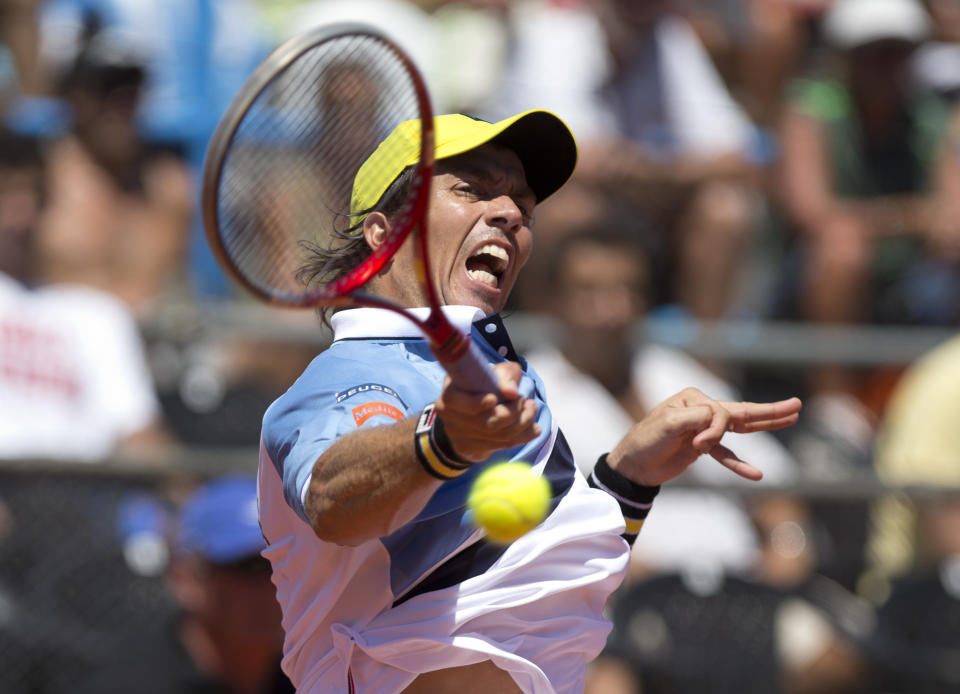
[141,301,957,366]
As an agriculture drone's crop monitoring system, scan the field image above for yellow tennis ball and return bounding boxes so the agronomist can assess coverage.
[467,462,551,544]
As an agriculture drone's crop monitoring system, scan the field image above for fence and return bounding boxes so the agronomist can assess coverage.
[2,456,958,693]
[141,302,958,366]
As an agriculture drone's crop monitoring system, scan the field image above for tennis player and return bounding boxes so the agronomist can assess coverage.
[257,110,802,694]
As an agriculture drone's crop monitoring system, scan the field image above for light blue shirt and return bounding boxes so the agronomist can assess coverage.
[261,306,577,600]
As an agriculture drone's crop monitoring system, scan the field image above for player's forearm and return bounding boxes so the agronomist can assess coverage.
[305,417,442,545]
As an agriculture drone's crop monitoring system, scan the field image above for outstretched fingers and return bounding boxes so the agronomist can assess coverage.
[719,397,802,434]
[606,389,803,488]
[682,395,801,480]
[707,442,764,481]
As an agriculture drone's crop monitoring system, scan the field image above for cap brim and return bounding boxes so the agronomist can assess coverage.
[436,110,578,204]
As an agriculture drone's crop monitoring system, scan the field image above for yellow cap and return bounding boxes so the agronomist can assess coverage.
[350,109,578,216]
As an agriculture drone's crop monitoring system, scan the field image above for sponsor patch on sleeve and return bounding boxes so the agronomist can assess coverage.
[352,401,404,426]
[336,383,407,408]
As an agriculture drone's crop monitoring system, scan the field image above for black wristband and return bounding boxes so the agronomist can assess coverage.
[588,453,659,544]
[591,454,660,504]
[414,405,473,480]
[431,415,471,466]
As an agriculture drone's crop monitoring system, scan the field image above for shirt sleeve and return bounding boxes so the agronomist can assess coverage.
[260,350,423,523]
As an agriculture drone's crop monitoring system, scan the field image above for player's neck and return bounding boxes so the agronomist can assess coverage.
[365,269,428,309]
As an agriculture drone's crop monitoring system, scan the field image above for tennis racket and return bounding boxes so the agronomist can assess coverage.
[202,23,498,392]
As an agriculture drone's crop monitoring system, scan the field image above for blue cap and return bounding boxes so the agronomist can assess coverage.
[177,475,265,563]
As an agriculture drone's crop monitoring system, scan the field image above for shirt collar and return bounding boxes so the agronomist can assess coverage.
[330,305,487,341]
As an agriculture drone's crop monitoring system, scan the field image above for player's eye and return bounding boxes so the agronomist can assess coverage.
[453,182,479,197]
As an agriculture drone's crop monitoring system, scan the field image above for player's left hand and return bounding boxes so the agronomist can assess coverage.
[606,388,802,487]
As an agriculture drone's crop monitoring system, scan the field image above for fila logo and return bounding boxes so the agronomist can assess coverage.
[335,383,407,408]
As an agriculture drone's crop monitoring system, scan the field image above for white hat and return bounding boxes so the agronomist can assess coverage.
[823,0,931,49]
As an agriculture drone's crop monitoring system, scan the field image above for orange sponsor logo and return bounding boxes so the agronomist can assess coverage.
[352,401,404,426]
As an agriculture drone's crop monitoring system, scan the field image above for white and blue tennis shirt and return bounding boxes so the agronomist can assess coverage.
[258,306,632,694]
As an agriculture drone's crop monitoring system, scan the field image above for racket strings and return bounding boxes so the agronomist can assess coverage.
[215,33,424,303]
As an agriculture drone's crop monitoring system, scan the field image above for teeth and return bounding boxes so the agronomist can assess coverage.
[477,244,509,262]
[467,269,498,286]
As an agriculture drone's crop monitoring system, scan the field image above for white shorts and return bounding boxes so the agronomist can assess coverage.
[301,475,630,694]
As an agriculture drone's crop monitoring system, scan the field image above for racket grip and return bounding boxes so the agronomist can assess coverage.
[439,337,500,395]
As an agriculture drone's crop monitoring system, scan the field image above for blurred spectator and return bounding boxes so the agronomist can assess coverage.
[37,0,270,298]
[862,330,960,690]
[779,0,958,327]
[87,475,293,694]
[685,0,818,129]
[776,0,960,478]
[491,0,768,322]
[529,214,880,687]
[424,0,512,114]
[0,125,171,462]
[864,331,960,587]
[38,0,268,152]
[525,213,798,580]
[279,0,515,115]
[38,29,194,317]
[279,0,443,106]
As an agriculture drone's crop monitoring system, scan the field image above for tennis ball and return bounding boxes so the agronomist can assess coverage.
[467,462,551,544]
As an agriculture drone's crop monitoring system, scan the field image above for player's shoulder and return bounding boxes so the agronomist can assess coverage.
[296,338,431,390]
[262,340,434,433]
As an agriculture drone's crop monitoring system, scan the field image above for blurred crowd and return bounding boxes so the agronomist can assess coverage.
[2,0,960,692]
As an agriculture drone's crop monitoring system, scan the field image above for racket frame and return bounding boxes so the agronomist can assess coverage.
[202,23,487,381]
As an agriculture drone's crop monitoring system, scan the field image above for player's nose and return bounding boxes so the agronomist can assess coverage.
[484,195,524,234]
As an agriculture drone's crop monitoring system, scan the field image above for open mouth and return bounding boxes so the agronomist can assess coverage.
[466,244,509,289]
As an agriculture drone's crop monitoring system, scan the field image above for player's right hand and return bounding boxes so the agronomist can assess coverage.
[433,361,541,463]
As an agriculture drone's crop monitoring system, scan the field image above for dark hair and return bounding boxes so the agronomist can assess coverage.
[296,166,417,325]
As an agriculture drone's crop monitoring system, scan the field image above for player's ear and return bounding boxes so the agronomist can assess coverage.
[363,212,390,252]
